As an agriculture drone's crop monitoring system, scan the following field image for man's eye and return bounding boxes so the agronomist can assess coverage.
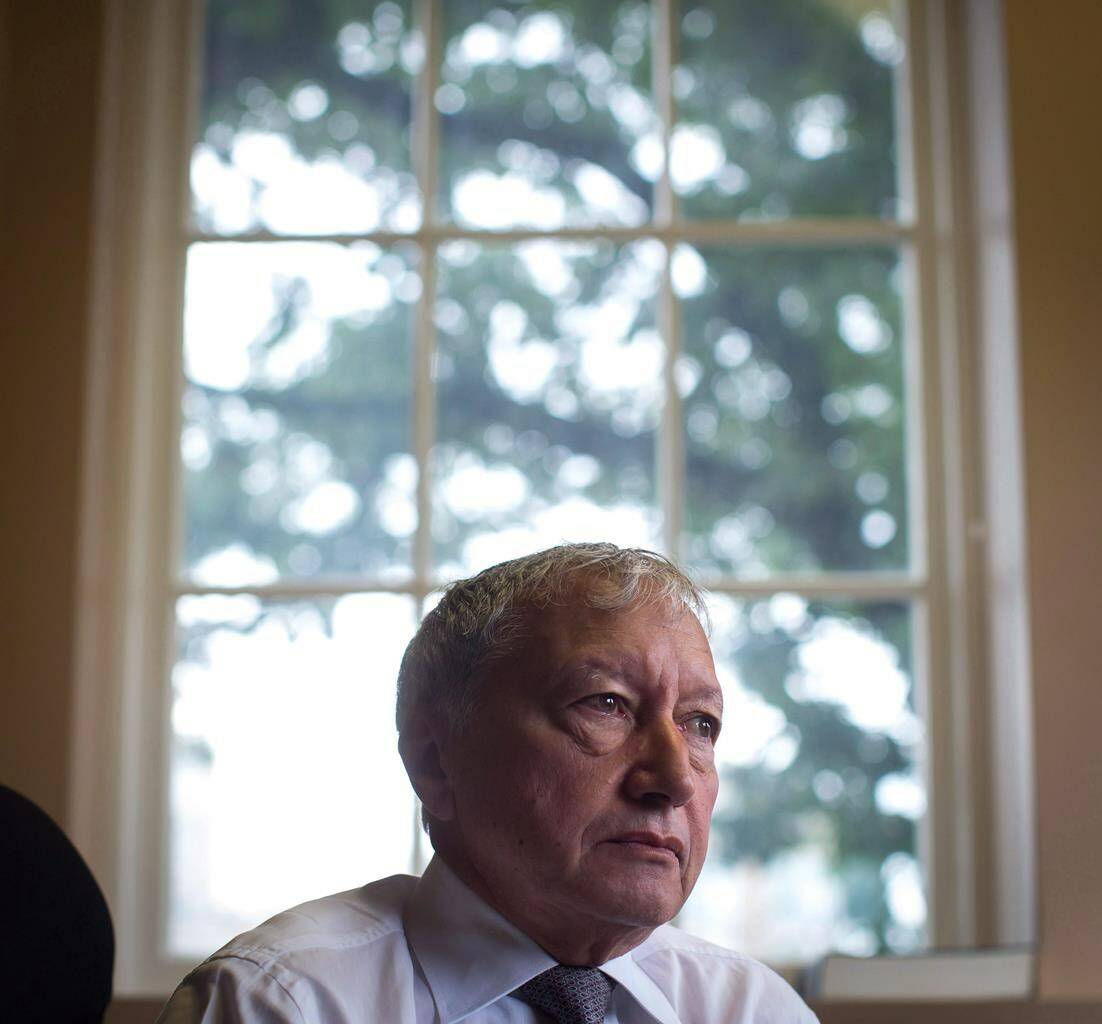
[587,694,626,715]
[684,714,719,741]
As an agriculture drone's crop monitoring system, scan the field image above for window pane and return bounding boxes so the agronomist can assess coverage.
[675,1,903,220]
[168,593,418,957]
[679,596,925,961]
[182,242,418,583]
[433,240,664,578]
[679,245,908,575]
[437,1,654,228]
[193,0,419,234]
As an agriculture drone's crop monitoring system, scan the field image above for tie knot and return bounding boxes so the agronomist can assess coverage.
[514,965,614,1024]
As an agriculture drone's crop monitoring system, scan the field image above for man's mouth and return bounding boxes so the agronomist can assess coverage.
[604,831,684,864]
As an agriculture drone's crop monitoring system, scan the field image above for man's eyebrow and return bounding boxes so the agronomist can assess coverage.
[549,656,629,687]
[678,679,724,712]
[551,656,723,710]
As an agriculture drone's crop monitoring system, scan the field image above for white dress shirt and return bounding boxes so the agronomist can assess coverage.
[156,856,819,1023]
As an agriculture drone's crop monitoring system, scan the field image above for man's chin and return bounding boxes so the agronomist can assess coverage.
[574,878,684,930]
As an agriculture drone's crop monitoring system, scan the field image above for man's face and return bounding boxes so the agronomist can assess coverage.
[436,595,722,937]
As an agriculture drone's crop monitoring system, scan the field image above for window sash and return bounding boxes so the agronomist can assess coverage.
[172,0,933,941]
[73,0,994,995]
[173,0,925,601]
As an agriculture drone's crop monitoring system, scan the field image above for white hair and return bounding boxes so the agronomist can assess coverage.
[395,542,707,734]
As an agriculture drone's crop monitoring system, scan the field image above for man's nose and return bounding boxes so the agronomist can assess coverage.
[623,718,696,807]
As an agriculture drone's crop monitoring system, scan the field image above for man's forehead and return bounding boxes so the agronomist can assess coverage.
[524,594,706,639]
[513,597,717,688]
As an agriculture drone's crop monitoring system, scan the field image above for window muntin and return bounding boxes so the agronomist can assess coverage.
[182,241,420,582]
[168,592,419,955]
[171,0,925,963]
[192,0,419,234]
[675,1,903,221]
[679,595,922,960]
[438,1,656,228]
[680,245,909,577]
[434,239,665,576]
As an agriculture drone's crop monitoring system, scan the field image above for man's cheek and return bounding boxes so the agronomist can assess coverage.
[524,766,575,820]
[563,716,631,756]
[695,761,720,806]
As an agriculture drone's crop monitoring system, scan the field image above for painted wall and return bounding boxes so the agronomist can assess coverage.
[1003,0,1102,1002]
[0,2,102,828]
[0,0,1099,1006]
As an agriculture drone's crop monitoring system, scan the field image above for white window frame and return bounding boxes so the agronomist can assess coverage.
[69,0,1033,997]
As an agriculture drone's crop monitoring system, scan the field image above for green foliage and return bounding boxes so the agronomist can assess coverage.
[186,0,922,954]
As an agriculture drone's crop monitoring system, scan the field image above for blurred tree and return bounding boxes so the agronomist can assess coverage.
[184,0,921,954]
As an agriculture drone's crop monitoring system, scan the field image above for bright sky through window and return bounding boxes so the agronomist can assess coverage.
[172,0,925,966]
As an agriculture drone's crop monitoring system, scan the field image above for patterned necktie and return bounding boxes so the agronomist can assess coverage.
[514,965,614,1024]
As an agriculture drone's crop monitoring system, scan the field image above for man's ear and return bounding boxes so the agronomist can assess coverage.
[398,708,456,823]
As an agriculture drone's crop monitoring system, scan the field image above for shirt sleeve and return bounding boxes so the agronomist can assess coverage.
[754,964,821,1024]
[154,955,306,1024]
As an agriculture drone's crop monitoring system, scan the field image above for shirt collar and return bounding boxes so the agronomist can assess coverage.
[402,856,681,1024]
[604,940,682,1024]
[403,856,556,1023]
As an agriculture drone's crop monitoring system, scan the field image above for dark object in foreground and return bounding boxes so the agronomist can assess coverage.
[0,784,115,1023]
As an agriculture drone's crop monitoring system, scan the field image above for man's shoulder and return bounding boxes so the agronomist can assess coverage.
[632,925,819,1023]
[156,875,423,1023]
[206,872,417,972]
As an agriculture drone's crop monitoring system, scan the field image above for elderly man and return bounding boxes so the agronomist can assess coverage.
[158,543,818,1023]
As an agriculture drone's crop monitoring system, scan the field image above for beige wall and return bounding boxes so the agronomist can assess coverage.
[0,2,102,828]
[0,0,1099,1010]
[1003,0,1102,1002]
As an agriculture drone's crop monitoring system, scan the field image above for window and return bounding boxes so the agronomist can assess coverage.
[78,0,1002,994]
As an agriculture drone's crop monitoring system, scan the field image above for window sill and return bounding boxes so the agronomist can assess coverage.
[106,996,1102,1024]
[808,1002,1102,1024]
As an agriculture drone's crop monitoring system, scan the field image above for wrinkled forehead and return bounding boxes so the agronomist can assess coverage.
[538,565,703,619]
[511,588,711,662]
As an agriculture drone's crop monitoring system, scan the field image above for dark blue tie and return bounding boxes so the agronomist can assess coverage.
[514,965,614,1024]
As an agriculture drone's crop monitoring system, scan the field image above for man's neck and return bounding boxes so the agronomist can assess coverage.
[429,842,656,966]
